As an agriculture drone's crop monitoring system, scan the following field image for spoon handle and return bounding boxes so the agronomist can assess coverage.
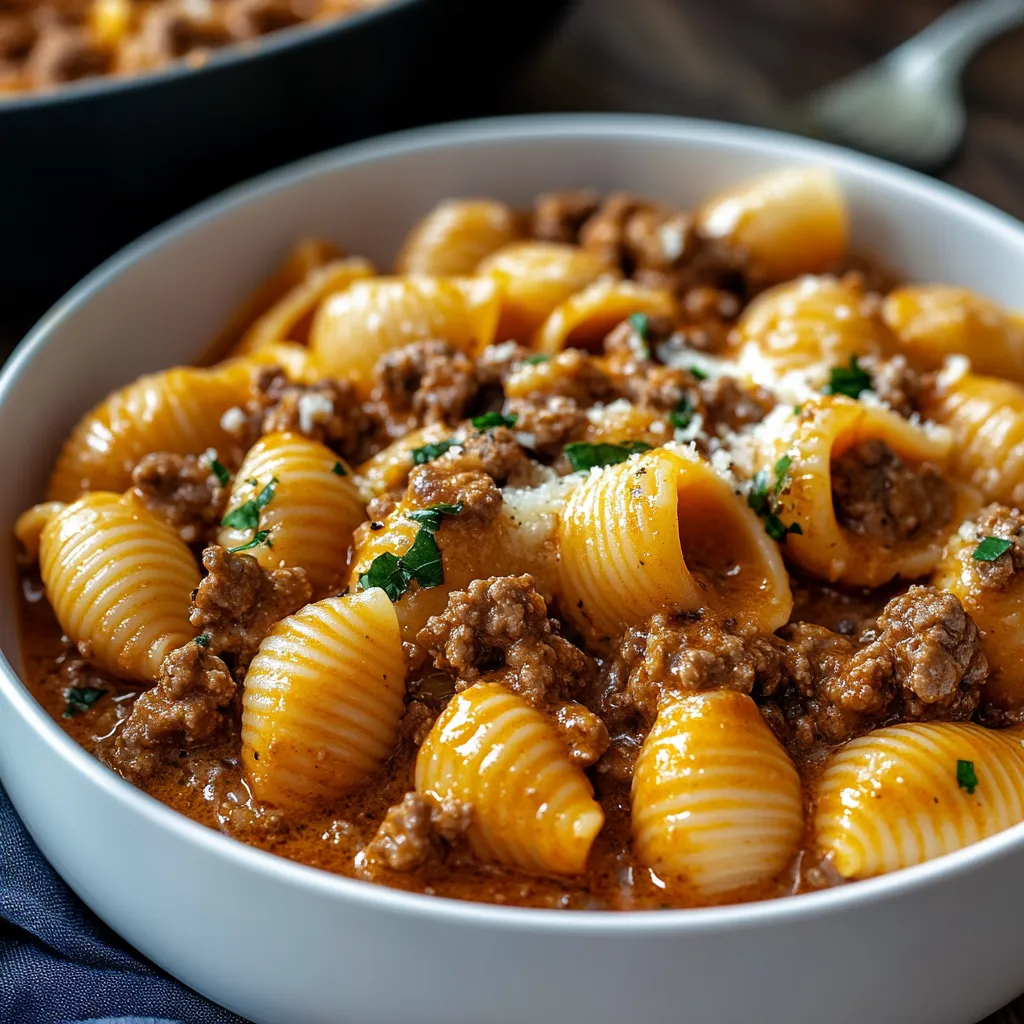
[888,0,1024,84]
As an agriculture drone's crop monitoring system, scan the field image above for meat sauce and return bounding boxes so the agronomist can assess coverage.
[18,560,886,910]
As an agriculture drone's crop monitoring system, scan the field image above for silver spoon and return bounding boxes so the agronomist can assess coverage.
[781,0,1024,172]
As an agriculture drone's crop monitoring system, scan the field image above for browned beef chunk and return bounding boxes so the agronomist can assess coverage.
[110,643,235,780]
[131,452,228,545]
[190,545,312,677]
[362,792,472,873]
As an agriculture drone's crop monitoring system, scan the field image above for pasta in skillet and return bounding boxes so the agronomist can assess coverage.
[17,167,1024,911]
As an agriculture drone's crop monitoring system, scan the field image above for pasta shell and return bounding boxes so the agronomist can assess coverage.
[883,285,1024,384]
[696,166,848,283]
[309,275,500,390]
[923,371,1024,510]
[396,199,521,276]
[814,722,1024,880]
[477,240,615,340]
[934,515,1024,711]
[558,446,792,642]
[232,257,376,356]
[416,682,604,875]
[760,395,959,586]
[47,358,257,501]
[218,432,365,593]
[735,274,894,384]
[355,423,454,498]
[241,589,407,811]
[533,280,675,354]
[631,691,804,895]
[37,491,199,681]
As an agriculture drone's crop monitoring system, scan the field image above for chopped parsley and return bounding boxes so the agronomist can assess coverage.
[956,759,978,795]
[668,397,694,431]
[471,411,518,430]
[228,530,272,553]
[62,686,105,719]
[628,312,650,341]
[406,503,464,531]
[687,364,709,381]
[523,354,549,365]
[332,461,348,477]
[411,439,456,465]
[824,356,871,399]
[359,503,461,601]
[207,455,231,487]
[194,633,211,648]
[399,526,444,589]
[358,551,414,602]
[972,536,1013,562]
[748,455,803,543]
[564,440,653,473]
[793,405,803,416]
[221,477,277,532]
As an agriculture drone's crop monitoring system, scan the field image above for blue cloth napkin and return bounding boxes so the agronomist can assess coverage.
[0,783,249,1024]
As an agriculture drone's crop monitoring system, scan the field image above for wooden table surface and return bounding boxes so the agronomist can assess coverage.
[505,0,1024,220]
[503,2,1024,1022]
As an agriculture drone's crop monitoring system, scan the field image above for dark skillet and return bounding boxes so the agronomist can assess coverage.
[0,0,570,329]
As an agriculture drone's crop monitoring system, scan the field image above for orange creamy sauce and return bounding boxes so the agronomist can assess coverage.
[17,561,889,911]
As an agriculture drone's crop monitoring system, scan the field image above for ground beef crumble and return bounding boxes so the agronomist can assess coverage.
[766,585,987,747]
[605,587,986,753]
[530,189,600,245]
[189,545,312,677]
[416,575,605,764]
[372,340,480,436]
[362,791,472,874]
[110,643,236,781]
[831,440,952,546]
[224,364,380,463]
[131,452,228,545]
[611,608,784,723]
[958,504,1024,591]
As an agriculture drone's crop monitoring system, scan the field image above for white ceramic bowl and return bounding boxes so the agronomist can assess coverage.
[2,115,1024,1024]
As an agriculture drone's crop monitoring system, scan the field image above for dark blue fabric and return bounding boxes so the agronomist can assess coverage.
[0,783,249,1024]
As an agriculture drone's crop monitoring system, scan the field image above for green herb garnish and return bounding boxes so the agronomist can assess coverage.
[669,397,694,431]
[824,356,872,399]
[195,633,211,648]
[564,441,653,473]
[972,536,1014,562]
[399,527,444,589]
[748,455,802,543]
[359,502,460,601]
[406,503,464,531]
[228,530,272,553]
[957,759,978,795]
[523,354,549,365]
[359,527,444,601]
[221,477,277,532]
[358,551,414,602]
[628,312,650,341]
[793,405,803,416]
[208,455,231,488]
[62,686,105,719]
[411,439,456,465]
[471,411,518,430]
[332,461,348,477]
[628,312,652,357]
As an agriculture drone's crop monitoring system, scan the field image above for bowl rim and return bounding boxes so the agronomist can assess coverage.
[5,111,1024,933]
[0,0,424,112]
